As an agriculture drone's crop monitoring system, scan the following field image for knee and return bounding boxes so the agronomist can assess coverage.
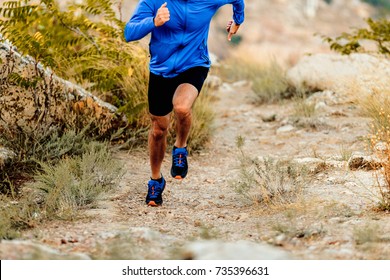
[174,104,191,119]
[150,118,169,139]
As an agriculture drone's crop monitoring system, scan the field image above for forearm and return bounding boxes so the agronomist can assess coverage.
[123,0,156,42]
[124,17,155,42]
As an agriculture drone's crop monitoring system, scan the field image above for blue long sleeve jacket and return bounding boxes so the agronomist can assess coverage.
[124,0,245,78]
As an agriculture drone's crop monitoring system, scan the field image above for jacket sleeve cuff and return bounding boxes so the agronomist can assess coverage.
[232,1,245,25]
[233,12,244,25]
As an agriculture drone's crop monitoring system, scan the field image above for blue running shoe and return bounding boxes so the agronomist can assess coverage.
[170,147,188,179]
[145,177,166,206]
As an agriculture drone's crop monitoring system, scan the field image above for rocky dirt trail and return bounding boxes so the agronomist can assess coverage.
[4,80,390,260]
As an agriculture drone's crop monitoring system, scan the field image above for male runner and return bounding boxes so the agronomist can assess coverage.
[124,0,245,206]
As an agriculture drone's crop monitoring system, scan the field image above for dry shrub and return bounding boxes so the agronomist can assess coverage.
[0,134,123,238]
[33,141,123,220]
[370,138,390,211]
[292,88,316,118]
[361,90,390,211]
[234,136,307,208]
[0,194,40,240]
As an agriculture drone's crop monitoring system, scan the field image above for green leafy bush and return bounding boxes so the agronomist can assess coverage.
[323,18,390,56]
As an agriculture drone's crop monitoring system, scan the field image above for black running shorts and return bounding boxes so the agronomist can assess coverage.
[148,66,209,116]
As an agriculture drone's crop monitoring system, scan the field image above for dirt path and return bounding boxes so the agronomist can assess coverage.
[20,81,390,260]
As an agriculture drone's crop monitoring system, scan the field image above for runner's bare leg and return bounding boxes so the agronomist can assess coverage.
[172,83,198,148]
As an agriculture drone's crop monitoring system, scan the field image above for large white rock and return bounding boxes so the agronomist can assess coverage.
[287,53,390,97]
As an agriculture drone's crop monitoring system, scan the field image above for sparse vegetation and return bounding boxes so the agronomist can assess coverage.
[371,146,390,211]
[33,141,122,220]
[0,194,40,239]
[339,145,353,161]
[323,18,390,56]
[361,93,390,211]
[234,136,307,208]
[219,57,290,103]
[354,223,382,245]
[324,11,390,211]
[0,128,123,237]
[362,93,390,143]
[292,92,316,118]
[0,126,95,194]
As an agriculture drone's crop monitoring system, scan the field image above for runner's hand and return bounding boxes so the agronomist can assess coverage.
[154,2,170,27]
[226,20,240,41]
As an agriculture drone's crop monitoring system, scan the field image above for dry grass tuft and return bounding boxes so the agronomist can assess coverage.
[0,139,123,239]
[292,88,316,118]
[219,57,290,104]
[233,136,308,208]
[33,142,123,220]
[361,89,390,211]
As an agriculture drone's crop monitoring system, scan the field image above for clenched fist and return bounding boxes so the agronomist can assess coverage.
[154,2,170,27]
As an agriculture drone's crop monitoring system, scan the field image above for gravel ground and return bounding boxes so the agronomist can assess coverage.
[7,81,389,260]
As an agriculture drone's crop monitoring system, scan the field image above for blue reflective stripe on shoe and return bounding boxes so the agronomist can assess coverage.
[171,147,188,179]
[145,177,166,206]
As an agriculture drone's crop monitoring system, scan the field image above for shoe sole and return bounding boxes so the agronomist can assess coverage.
[171,169,187,179]
[147,201,162,207]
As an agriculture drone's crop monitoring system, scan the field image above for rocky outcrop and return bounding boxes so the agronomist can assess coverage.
[287,53,390,98]
[0,37,121,137]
